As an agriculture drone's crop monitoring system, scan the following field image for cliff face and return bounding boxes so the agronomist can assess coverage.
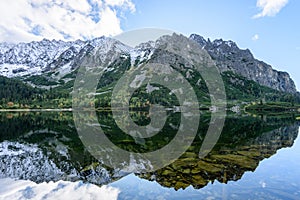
[190,34,297,94]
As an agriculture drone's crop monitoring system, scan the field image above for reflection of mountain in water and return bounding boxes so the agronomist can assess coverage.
[0,112,116,185]
[0,112,298,190]
[139,116,299,190]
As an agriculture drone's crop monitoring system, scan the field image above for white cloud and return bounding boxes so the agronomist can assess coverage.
[0,0,135,43]
[105,0,136,13]
[253,0,288,18]
[252,34,259,41]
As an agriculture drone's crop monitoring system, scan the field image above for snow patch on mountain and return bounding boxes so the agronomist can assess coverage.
[0,64,42,77]
[129,41,155,66]
[53,62,73,79]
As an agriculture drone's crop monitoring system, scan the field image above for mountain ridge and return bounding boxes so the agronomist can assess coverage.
[0,33,297,95]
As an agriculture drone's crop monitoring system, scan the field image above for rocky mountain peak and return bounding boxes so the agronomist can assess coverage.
[189,34,207,47]
[189,34,297,93]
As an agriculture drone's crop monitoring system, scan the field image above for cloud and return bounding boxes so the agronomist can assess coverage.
[0,0,135,43]
[252,34,259,41]
[253,0,288,18]
[105,0,136,12]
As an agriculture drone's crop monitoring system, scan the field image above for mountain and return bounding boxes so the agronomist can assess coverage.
[0,33,297,93]
[190,34,297,94]
[0,33,299,109]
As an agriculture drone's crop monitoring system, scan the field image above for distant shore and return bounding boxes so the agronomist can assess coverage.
[0,108,73,112]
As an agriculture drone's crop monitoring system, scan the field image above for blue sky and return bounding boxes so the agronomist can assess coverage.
[0,0,299,90]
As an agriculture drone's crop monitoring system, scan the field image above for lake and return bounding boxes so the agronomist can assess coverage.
[0,111,299,199]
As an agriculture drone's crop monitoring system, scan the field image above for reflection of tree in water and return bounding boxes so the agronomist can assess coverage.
[0,112,298,190]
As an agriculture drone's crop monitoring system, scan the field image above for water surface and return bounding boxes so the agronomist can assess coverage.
[0,111,299,199]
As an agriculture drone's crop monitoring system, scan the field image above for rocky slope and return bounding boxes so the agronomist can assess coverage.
[190,34,297,93]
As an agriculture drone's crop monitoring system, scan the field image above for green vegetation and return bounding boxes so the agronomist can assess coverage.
[25,74,58,86]
[245,102,300,114]
[0,75,71,109]
[0,59,299,111]
[0,75,43,108]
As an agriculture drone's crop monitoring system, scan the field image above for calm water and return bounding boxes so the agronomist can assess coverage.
[0,111,299,199]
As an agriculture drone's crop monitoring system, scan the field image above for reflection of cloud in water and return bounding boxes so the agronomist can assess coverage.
[0,178,119,200]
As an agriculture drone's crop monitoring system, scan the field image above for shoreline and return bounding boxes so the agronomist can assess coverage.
[0,108,73,112]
